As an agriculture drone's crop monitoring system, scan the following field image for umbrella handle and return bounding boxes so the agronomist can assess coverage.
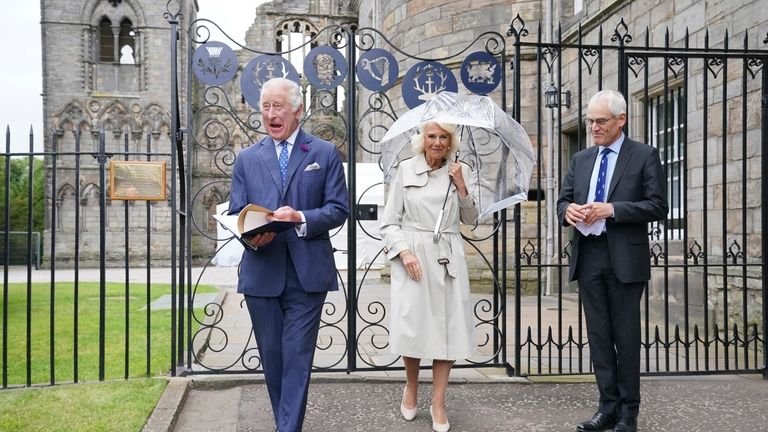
[433,210,444,244]
[433,152,459,244]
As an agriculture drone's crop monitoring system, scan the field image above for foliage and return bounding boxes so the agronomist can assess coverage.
[0,156,45,232]
[0,378,167,431]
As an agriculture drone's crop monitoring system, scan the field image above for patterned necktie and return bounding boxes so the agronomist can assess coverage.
[594,147,611,202]
[278,141,289,186]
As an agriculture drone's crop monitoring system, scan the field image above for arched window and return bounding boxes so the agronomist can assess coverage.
[118,18,135,64]
[278,20,318,108]
[99,17,114,62]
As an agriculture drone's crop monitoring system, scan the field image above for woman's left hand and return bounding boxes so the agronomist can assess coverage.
[448,162,468,197]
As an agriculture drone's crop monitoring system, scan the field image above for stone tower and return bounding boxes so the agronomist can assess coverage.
[40,0,197,266]
[188,0,359,262]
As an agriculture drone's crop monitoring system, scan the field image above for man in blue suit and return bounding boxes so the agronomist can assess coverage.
[228,77,349,432]
[557,90,667,432]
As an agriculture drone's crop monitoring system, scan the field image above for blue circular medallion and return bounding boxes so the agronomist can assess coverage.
[402,61,458,109]
[192,41,238,86]
[303,46,347,89]
[356,48,399,92]
[460,52,502,95]
[241,55,300,109]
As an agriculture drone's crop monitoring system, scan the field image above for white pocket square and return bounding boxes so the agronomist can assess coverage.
[304,162,320,171]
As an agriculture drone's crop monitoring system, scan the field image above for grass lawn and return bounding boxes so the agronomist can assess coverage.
[0,378,167,431]
[1,281,216,385]
[0,281,217,430]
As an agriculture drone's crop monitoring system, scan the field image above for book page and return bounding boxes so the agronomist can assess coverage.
[241,210,269,232]
[212,213,243,238]
[213,205,294,238]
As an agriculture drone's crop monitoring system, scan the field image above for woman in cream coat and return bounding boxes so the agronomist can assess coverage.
[380,121,478,432]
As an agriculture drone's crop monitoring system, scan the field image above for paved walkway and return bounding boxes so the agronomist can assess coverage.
[166,373,768,432]
[7,266,767,431]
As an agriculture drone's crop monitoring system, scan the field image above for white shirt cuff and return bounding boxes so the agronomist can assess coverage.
[295,211,307,237]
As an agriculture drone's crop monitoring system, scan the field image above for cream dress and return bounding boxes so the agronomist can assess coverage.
[380,154,478,360]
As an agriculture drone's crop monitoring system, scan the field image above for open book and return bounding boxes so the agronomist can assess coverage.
[212,204,297,238]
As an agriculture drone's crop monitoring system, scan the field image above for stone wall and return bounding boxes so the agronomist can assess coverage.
[555,0,768,326]
[358,1,545,291]
[41,0,197,266]
[39,1,768,330]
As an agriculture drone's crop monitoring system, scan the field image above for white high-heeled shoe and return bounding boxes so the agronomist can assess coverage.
[430,405,450,432]
[400,388,417,421]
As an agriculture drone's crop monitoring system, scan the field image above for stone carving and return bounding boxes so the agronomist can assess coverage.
[313,53,337,85]
[465,60,497,84]
[361,56,390,87]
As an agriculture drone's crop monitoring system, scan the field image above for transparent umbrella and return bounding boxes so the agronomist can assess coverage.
[380,91,535,221]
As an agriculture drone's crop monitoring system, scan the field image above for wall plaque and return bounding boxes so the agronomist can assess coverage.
[109,161,167,201]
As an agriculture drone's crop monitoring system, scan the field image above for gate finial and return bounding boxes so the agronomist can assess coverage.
[164,0,183,23]
[611,18,632,45]
[506,14,528,39]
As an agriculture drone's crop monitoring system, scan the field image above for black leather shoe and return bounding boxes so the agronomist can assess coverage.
[576,412,616,431]
[612,417,637,432]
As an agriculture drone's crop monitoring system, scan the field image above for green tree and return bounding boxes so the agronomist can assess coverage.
[0,156,45,232]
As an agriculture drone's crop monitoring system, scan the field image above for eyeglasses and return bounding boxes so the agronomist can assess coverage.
[584,116,615,127]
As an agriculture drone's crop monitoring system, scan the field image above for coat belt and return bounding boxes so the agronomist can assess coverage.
[400,221,459,278]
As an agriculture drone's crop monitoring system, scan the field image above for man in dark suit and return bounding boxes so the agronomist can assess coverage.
[557,90,668,432]
[228,77,349,432]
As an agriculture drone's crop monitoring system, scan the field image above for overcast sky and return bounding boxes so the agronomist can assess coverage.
[1,0,264,154]
[2,2,43,154]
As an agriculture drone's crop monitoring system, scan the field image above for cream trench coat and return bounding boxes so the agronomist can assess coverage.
[380,154,479,360]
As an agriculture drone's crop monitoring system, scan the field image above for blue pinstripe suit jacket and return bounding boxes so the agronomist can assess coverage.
[229,129,349,296]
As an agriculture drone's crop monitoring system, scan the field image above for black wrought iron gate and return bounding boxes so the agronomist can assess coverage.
[172,10,767,378]
[173,15,513,376]
[506,16,768,377]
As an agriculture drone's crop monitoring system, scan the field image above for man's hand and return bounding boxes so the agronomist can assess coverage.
[270,206,303,223]
[246,231,276,247]
[399,250,422,282]
[564,203,589,225]
[581,202,614,225]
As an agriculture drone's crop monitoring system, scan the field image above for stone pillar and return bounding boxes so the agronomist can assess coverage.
[111,25,120,62]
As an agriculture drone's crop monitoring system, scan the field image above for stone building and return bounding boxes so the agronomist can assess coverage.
[186,0,359,257]
[40,0,767,329]
[40,0,198,266]
[358,0,768,329]
[550,0,768,332]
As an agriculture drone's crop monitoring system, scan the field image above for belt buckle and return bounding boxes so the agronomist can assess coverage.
[437,258,449,265]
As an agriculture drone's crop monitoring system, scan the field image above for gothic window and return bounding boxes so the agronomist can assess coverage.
[118,19,135,64]
[574,0,583,14]
[278,20,318,108]
[649,88,686,239]
[99,17,114,62]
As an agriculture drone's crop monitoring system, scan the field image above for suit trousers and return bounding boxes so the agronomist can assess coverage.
[577,235,645,418]
[244,249,327,432]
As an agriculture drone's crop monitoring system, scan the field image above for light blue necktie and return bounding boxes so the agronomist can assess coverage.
[278,141,289,186]
[594,147,611,202]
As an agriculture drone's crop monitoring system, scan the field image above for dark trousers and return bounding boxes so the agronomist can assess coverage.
[577,235,645,418]
[244,253,327,432]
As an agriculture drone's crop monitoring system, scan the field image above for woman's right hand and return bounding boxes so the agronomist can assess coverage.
[399,250,422,282]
